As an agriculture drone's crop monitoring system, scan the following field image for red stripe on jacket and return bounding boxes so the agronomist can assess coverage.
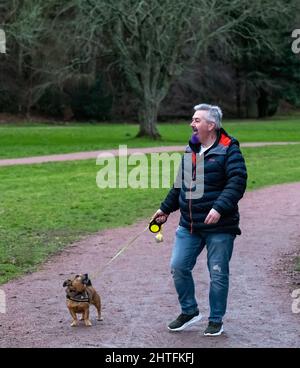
[219,133,231,146]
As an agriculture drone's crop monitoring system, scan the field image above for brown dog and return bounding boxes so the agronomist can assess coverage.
[63,273,102,327]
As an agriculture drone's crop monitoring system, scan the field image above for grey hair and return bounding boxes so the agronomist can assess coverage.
[193,103,223,130]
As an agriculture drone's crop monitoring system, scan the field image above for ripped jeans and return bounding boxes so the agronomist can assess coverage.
[170,226,235,323]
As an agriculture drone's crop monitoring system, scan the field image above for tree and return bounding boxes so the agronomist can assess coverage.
[1,0,50,114]
[1,0,90,117]
[211,0,299,118]
[76,0,262,138]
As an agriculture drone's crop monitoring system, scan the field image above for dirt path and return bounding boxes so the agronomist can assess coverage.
[0,183,300,348]
[0,142,299,166]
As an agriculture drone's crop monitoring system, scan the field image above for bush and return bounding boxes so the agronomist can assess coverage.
[0,88,19,113]
[69,77,112,121]
[35,76,113,121]
[36,87,64,118]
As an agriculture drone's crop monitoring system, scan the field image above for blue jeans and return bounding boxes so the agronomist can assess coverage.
[170,226,235,323]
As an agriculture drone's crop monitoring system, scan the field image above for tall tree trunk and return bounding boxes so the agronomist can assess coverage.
[136,101,161,139]
[26,73,33,119]
[235,67,242,118]
[18,47,24,113]
[257,87,268,118]
[245,78,249,118]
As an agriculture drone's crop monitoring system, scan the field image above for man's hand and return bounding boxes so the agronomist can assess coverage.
[204,208,221,225]
[151,209,169,224]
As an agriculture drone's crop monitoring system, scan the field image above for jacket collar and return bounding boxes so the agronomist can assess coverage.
[188,128,236,154]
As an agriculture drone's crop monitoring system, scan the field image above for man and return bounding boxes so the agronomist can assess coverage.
[152,104,247,336]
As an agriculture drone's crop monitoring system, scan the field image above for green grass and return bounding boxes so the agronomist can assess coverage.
[1,143,300,283]
[0,158,172,283]
[242,145,300,190]
[1,118,300,158]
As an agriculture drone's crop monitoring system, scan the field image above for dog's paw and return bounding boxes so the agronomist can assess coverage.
[97,317,103,321]
[71,320,79,327]
[84,320,92,327]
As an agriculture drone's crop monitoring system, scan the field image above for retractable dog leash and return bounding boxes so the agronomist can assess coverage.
[149,218,161,233]
[90,218,164,280]
[149,218,164,242]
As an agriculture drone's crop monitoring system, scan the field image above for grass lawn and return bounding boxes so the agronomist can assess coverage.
[1,143,300,283]
[1,118,300,158]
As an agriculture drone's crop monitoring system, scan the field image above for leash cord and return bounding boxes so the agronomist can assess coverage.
[90,225,149,280]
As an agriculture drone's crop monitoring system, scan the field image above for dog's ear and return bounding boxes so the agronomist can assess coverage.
[82,273,92,286]
[86,279,92,286]
[63,279,72,287]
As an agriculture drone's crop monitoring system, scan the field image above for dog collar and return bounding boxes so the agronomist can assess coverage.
[66,290,90,303]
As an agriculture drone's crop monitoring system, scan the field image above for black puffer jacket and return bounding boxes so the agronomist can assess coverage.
[160,128,247,235]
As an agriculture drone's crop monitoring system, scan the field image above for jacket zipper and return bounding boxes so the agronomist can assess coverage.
[189,152,196,233]
[189,182,193,234]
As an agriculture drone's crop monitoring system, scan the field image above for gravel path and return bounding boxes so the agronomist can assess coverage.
[0,142,299,166]
[0,183,299,348]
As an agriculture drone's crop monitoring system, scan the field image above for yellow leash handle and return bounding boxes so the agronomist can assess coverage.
[149,218,162,233]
